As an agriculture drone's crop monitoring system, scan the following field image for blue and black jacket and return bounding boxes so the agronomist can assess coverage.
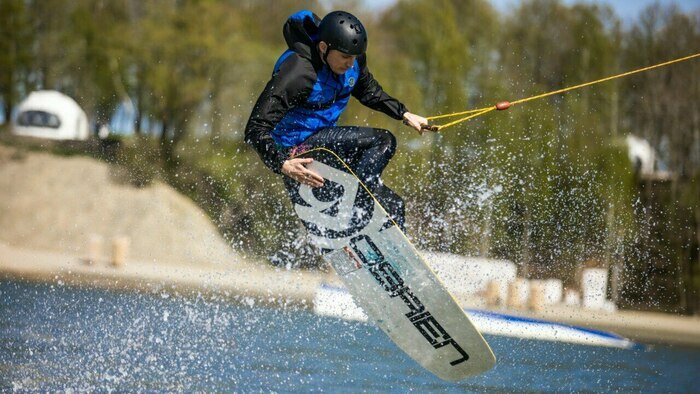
[245,10,408,174]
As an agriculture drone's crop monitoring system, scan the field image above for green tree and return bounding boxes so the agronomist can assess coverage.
[620,4,700,313]
[481,0,634,282]
[0,0,33,122]
[134,1,238,164]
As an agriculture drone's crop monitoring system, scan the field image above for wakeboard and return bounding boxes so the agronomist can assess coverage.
[287,148,496,381]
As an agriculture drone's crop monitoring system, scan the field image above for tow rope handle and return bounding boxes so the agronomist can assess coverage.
[403,119,440,132]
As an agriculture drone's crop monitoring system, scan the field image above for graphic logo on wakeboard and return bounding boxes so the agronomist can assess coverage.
[350,234,470,366]
[293,161,388,249]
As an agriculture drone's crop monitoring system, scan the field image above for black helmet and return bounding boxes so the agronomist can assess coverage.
[318,11,367,56]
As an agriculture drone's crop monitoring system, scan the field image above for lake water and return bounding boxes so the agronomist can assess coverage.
[1,280,699,392]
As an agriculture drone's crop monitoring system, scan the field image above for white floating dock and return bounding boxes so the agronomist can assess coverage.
[314,284,636,349]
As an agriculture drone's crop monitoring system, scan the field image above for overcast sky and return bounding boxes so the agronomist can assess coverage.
[361,0,700,21]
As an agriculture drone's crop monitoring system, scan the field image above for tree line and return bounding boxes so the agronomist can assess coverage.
[1,0,698,313]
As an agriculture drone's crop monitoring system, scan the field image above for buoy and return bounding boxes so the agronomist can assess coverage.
[495,101,511,110]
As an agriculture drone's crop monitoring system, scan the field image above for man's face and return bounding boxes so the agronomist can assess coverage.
[319,42,357,75]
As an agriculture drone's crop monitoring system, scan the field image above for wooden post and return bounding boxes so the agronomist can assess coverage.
[528,280,546,312]
[111,236,130,268]
[485,280,501,307]
[507,278,528,310]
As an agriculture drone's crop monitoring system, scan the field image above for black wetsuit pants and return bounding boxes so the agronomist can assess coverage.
[285,126,406,231]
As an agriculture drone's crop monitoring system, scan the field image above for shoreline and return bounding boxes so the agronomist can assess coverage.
[2,240,699,348]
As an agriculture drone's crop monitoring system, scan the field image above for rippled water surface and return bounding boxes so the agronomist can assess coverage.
[1,280,699,392]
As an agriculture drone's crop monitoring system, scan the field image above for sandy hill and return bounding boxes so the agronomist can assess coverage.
[0,144,242,267]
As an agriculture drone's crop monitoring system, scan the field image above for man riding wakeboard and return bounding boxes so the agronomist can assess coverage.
[245,10,430,231]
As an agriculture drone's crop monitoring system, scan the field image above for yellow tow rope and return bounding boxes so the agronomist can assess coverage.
[425,52,700,131]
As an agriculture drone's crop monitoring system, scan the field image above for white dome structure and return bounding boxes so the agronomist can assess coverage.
[625,134,656,175]
[12,90,89,140]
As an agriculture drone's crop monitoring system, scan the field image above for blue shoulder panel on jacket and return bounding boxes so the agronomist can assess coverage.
[273,50,295,75]
[287,10,319,42]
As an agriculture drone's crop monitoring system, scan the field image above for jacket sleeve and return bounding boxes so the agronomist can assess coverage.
[244,54,315,174]
[351,54,408,120]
